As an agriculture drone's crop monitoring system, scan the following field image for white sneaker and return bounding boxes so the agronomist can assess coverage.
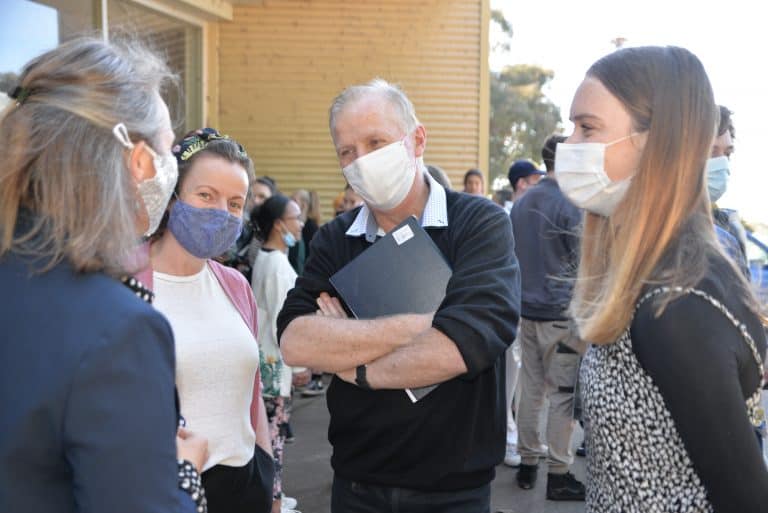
[504,445,521,467]
[280,501,301,513]
[281,495,298,509]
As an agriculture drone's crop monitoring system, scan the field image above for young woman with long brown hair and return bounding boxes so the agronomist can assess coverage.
[557,46,768,512]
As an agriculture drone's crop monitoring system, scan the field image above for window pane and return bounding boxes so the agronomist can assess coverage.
[107,0,202,136]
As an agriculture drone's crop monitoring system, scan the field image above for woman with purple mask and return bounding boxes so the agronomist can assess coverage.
[145,129,274,513]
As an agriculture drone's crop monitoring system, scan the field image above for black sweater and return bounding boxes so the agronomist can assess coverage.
[277,191,520,491]
[632,256,768,512]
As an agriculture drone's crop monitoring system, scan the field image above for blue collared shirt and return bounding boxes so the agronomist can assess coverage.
[345,170,449,243]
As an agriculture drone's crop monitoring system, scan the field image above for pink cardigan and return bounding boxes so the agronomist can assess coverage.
[136,256,264,434]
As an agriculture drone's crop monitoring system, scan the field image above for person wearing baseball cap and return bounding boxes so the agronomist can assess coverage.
[508,160,546,201]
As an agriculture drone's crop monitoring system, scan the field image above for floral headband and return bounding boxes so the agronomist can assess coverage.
[171,127,248,164]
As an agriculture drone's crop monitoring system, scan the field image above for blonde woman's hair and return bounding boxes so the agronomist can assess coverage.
[571,46,759,344]
[0,36,176,276]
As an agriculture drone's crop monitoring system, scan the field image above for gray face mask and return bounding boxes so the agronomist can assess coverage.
[705,156,730,203]
[113,123,179,236]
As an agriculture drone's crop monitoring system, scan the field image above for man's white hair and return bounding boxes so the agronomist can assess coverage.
[329,78,419,138]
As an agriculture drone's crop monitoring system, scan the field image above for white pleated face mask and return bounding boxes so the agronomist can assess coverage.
[341,136,417,211]
[554,134,637,217]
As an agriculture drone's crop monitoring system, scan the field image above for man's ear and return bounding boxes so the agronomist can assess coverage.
[127,141,156,183]
[412,124,427,158]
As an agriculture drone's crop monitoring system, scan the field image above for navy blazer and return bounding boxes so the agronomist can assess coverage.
[0,252,194,512]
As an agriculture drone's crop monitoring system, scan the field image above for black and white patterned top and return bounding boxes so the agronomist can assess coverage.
[581,285,767,513]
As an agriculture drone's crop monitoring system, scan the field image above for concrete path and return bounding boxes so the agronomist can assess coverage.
[283,382,586,513]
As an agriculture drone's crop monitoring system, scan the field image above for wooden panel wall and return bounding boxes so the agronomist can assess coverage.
[217,0,487,219]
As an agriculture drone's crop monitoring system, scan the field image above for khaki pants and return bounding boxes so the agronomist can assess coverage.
[517,318,586,474]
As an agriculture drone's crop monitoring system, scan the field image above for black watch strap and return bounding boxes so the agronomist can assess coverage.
[355,365,371,390]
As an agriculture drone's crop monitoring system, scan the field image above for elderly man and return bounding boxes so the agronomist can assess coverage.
[277,79,520,512]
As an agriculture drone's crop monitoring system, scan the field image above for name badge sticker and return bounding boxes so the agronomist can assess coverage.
[393,225,414,246]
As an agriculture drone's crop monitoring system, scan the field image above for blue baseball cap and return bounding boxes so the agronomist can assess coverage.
[508,160,545,185]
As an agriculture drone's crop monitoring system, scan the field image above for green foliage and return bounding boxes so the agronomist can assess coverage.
[490,64,562,186]
[490,9,513,52]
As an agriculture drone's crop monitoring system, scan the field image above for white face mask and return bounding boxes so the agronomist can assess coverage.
[342,136,417,211]
[113,123,179,237]
[554,134,637,217]
[705,155,730,203]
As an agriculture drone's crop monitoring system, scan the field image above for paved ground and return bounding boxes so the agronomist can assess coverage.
[283,379,586,513]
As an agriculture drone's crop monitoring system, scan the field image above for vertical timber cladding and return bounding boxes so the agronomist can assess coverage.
[218,0,485,220]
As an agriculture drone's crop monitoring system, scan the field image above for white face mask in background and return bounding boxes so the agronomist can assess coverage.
[705,155,730,203]
[113,123,179,237]
[554,134,637,217]
[342,136,417,211]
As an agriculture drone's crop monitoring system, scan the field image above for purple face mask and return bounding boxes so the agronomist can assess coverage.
[167,199,243,259]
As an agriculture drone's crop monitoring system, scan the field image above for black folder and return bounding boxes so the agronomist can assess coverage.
[329,216,452,402]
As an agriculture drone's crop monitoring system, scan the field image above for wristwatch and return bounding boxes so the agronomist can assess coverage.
[355,365,371,390]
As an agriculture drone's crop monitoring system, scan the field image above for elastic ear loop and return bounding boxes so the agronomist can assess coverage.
[113,123,161,159]
[113,123,142,216]
[113,123,134,149]
[605,132,640,148]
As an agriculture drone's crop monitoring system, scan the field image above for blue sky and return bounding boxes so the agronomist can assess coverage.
[0,1,58,74]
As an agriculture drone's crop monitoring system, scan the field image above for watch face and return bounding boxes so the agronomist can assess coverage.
[355,364,369,389]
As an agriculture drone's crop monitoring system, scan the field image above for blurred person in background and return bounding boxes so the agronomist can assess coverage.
[289,189,321,275]
[503,140,565,471]
[252,177,278,211]
[426,163,453,190]
[291,188,327,397]
[708,105,749,276]
[251,194,307,513]
[508,159,547,202]
[332,189,346,216]
[511,143,585,501]
[463,168,485,196]
[223,176,277,281]
[493,187,514,214]
[233,176,278,279]
[341,183,364,213]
